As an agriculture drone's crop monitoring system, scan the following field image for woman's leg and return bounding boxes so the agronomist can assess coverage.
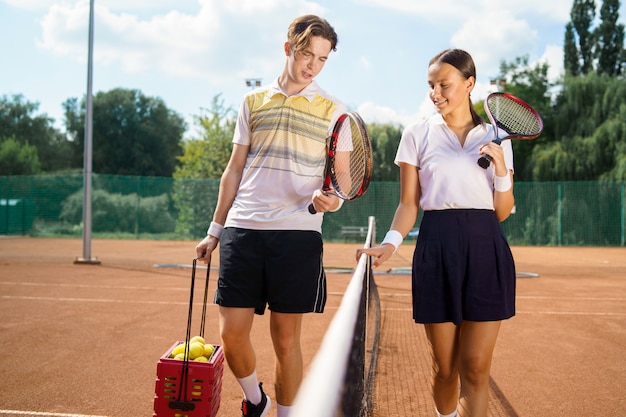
[457,320,502,417]
[424,322,461,415]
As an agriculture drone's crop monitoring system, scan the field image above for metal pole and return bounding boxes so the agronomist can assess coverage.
[75,0,100,264]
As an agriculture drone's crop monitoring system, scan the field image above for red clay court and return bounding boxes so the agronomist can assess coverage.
[0,237,625,416]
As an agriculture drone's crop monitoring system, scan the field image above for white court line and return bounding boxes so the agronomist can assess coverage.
[0,410,109,417]
[0,295,201,305]
[0,281,188,292]
[517,295,626,301]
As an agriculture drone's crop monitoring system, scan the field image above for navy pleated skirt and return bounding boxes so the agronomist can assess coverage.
[412,209,516,325]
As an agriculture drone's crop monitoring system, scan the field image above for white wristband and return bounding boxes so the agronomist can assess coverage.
[381,230,403,253]
[207,222,224,239]
[494,173,512,192]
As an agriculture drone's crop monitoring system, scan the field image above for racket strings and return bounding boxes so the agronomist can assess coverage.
[331,116,372,199]
[489,97,542,136]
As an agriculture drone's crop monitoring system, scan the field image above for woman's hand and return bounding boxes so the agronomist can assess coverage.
[356,244,396,269]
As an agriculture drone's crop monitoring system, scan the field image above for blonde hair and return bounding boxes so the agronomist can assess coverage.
[287,15,338,54]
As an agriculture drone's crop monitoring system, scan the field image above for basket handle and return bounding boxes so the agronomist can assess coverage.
[169,256,212,411]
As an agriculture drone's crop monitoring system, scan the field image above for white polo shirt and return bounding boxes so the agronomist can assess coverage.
[224,79,346,232]
[395,114,514,211]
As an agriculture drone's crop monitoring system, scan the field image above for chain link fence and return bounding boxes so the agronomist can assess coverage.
[1,174,624,246]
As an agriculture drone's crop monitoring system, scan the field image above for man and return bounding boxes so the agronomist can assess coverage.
[195,14,345,417]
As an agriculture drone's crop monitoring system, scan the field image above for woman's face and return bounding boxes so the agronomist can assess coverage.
[427,62,474,117]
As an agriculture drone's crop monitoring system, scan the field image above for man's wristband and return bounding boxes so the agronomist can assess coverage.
[207,222,224,239]
[381,230,403,253]
[494,173,512,192]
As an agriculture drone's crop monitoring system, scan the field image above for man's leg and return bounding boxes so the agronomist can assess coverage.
[270,311,303,408]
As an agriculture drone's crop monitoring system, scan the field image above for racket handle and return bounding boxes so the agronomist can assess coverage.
[477,154,492,169]
[308,203,317,214]
[477,138,502,169]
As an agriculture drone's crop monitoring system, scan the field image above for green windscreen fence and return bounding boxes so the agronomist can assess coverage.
[1,174,624,246]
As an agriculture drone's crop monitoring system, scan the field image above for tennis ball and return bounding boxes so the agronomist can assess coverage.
[188,342,204,359]
[171,343,186,357]
[190,335,205,345]
[203,343,215,358]
[194,355,208,362]
[174,353,186,360]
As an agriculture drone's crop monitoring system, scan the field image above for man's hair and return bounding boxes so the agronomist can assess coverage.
[287,15,338,53]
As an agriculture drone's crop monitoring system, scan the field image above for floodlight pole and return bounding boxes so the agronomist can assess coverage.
[75,0,100,265]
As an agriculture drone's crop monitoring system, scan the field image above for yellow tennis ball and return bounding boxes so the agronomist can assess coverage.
[194,356,208,362]
[188,342,204,359]
[171,343,186,357]
[174,353,186,360]
[203,344,215,358]
[190,335,205,345]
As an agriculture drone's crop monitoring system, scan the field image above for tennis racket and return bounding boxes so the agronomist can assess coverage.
[478,92,543,169]
[308,112,373,214]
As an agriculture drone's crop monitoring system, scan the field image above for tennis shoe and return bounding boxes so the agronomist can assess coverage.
[241,382,271,417]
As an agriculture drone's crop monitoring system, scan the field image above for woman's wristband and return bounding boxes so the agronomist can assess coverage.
[381,230,403,253]
[207,222,224,239]
[494,173,512,192]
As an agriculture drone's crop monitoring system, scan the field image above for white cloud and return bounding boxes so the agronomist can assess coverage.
[450,11,538,78]
[35,0,325,80]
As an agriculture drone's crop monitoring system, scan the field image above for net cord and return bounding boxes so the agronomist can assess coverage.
[291,216,377,417]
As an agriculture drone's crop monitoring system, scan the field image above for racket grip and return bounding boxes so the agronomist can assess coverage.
[308,203,317,214]
[477,154,492,169]
[477,138,502,169]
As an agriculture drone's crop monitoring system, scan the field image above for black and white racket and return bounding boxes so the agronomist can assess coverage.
[478,92,544,169]
[308,112,373,214]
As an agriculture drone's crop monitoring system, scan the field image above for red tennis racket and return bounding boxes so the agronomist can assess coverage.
[478,92,544,169]
[308,112,373,214]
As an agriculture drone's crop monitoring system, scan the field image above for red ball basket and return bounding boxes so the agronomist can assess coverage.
[153,257,224,417]
[153,342,224,417]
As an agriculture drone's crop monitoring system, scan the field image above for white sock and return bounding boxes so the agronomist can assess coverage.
[436,408,457,417]
[276,403,291,417]
[237,371,262,404]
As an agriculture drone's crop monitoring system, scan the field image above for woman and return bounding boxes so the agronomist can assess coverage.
[357,48,516,417]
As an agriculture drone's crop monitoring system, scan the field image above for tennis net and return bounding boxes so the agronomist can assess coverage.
[291,215,380,417]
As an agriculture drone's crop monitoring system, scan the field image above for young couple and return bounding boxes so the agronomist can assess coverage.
[195,14,515,417]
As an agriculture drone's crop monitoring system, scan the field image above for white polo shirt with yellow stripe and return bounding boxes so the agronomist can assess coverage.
[224,78,346,233]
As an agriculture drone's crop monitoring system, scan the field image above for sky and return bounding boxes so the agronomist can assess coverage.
[2,0,625,136]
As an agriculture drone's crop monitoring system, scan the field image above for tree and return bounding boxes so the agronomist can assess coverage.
[570,0,597,75]
[172,95,235,237]
[564,22,581,76]
[0,137,41,175]
[536,73,626,181]
[63,88,186,177]
[368,123,403,182]
[596,0,626,76]
[0,94,73,173]
[174,95,235,179]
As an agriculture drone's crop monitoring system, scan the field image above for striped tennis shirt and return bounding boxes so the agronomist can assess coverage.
[224,78,346,232]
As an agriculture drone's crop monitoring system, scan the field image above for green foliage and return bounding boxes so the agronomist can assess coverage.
[60,188,175,234]
[0,94,72,173]
[172,95,235,237]
[63,88,186,177]
[174,95,235,180]
[596,0,626,76]
[570,0,597,75]
[368,123,403,181]
[0,137,41,175]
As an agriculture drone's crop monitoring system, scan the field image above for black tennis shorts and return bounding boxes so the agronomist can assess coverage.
[215,228,326,315]
[412,209,516,325]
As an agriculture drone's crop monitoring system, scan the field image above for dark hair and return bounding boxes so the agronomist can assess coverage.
[430,49,484,126]
[288,15,338,53]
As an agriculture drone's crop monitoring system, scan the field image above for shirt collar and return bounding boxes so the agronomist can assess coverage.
[268,78,320,102]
